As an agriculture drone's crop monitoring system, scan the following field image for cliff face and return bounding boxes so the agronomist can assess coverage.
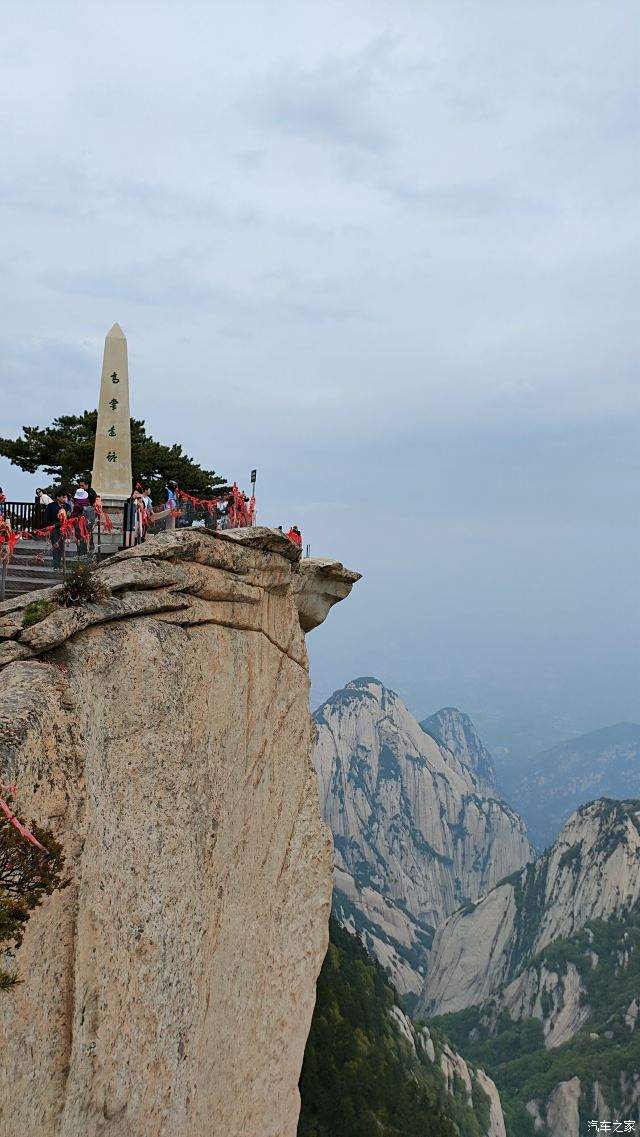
[421,799,640,1018]
[420,799,640,1134]
[313,679,533,996]
[0,527,359,1137]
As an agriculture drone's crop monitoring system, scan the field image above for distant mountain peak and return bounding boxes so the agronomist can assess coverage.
[420,706,496,787]
[313,678,532,995]
[421,794,640,1019]
[503,721,640,848]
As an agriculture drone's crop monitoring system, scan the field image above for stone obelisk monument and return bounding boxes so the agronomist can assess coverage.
[91,323,132,551]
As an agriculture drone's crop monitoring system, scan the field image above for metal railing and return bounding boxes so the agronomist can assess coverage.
[121,497,222,550]
[1,501,46,531]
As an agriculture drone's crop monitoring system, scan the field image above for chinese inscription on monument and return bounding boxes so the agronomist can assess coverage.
[91,323,133,499]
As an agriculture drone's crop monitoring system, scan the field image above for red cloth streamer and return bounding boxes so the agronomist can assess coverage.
[94,500,114,533]
[0,793,47,852]
[0,504,115,566]
[174,482,255,528]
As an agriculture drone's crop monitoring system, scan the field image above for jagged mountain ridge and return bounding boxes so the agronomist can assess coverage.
[420,798,640,1133]
[421,706,497,787]
[501,721,640,848]
[313,678,533,996]
[421,798,640,1017]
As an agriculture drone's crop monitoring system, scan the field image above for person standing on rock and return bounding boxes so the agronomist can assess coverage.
[165,481,178,530]
[45,491,68,571]
[77,479,98,550]
[287,525,302,548]
[71,485,91,556]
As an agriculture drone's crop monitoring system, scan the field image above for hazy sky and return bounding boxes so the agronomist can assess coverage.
[1,1,638,756]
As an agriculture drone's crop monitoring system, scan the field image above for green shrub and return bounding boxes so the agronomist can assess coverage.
[0,805,67,990]
[57,562,109,607]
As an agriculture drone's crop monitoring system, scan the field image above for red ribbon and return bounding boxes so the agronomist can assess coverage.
[0,789,46,852]
[171,483,255,528]
[0,506,114,565]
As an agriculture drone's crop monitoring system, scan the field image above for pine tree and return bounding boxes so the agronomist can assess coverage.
[0,808,66,989]
[0,411,228,501]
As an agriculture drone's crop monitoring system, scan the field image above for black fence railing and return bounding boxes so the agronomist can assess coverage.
[121,497,221,549]
[1,501,46,531]
[0,501,103,559]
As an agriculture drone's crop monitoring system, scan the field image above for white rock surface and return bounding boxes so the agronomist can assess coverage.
[388,1009,506,1137]
[418,1026,436,1063]
[314,678,533,991]
[503,962,589,1048]
[625,998,639,1031]
[545,1077,581,1137]
[476,1069,507,1137]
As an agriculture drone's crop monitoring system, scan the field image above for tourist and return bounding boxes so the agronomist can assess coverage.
[45,491,67,571]
[287,525,302,548]
[77,479,97,549]
[35,488,53,506]
[224,490,235,527]
[165,481,178,530]
[217,500,228,530]
[139,487,153,538]
[71,485,92,556]
[135,492,147,543]
[0,488,5,518]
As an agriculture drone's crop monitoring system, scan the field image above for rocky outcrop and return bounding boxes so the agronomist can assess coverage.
[389,1014,506,1137]
[313,678,533,995]
[420,799,640,1017]
[0,527,359,1137]
[502,961,589,1048]
[527,1074,640,1134]
[420,706,496,787]
[544,1078,581,1137]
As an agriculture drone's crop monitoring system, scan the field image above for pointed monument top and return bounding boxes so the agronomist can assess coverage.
[106,322,126,340]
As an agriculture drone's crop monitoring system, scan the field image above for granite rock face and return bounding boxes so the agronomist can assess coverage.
[420,799,640,1019]
[0,527,359,1137]
[313,678,533,995]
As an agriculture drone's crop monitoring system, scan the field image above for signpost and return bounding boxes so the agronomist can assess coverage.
[250,469,257,525]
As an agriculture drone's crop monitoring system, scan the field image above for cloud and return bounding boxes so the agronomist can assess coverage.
[243,38,397,152]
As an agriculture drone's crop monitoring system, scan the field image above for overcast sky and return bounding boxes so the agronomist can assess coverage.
[1,1,638,757]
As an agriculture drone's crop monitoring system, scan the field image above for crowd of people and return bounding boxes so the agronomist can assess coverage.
[36,481,99,567]
[0,479,303,569]
[124,480,256,544]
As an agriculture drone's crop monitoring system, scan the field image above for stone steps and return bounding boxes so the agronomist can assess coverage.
[1,540,81,599]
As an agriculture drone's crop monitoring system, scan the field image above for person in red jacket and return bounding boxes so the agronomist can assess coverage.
[287,525,302,548]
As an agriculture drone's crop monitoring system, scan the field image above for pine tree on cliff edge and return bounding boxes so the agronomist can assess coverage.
[0,411,227,501]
